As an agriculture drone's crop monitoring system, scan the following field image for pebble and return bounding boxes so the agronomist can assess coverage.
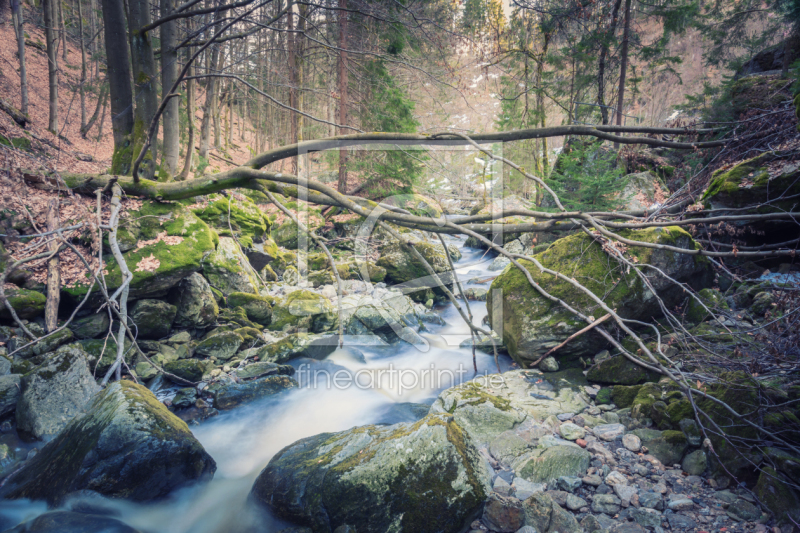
[559,422,586,441]
[614,484,638,503]
[566,493,588,511]
[593,423,625,441]
[557,412,575,421]
[622,433,641,452]
[557,476,582,493]
[592,494,622,515]
[583,474,603,486]
[576,438,587,448]
[667,498,694,511]
[605,470,627,486]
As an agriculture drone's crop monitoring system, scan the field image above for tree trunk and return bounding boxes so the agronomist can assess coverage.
[614,0,632,148]
[11,0,28,115]
[287,0,297,172]
[128,0,158,179]
[179,51,195,180]
[336,0,348,193]
[81,80,107,137]
[43,0,59,134]
[45,200,61,333]
[58,0,68,62]
[199,44,219,160]
[100,0,134,173]
[598,0,622,125]
[77,0,87,130]
[160,0,179,178]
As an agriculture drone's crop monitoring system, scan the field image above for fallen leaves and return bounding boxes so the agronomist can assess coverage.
[135,254,160,273]
[135,231,184,251]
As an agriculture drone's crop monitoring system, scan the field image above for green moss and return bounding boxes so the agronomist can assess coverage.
[611,385,643,408]
[227,292,272,326]
[662,429,687,446]
[702,152,800,211]
[449,381,513,413]
[192,193,273,248]
[0,288,46,320]
[111,135,133,175]
[631,383,662,418]
[665,399,693,425]
[685,288,729,323]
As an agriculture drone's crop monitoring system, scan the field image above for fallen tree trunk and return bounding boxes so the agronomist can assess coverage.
[0,98,29,128]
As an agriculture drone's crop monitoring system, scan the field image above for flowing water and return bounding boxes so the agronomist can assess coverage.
[0,236,514,532]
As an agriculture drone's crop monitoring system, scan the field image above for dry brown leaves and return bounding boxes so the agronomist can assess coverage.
[135,231,183,251]
[135,254,160,273]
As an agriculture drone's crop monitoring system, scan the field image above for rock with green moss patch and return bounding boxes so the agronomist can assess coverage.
[129,299,177,339]
[0,374,21,417]
[251,412,491,533]
[630,383,663,419]
[382,193,444,218]
[630,428,687,466]
[488,227,711,368]
[0,380,216,504]
[191,193,273,249]
[135,361,158,380]
[0,288,46,320]
[336,261,387,283]
[750,291,774,316]
[194,331,243,360]
[202,236,260,296]
[515,445,591,486]
[595,388,612,405]
[13,327,74,359]
[377,241,455,302]
[523,491,582,533]
[272,220,301,249]
[270,290,337,333]
[235,361,293,380]
[755,466,800,526]
[686,288,729,323]
[15,345,100,441]
[164,359,209,383]
[64,201,217,306]
[681,449,707,475]
[227,292,272,326]
[307,269,335,288]
[587,355,659,385]
[168,273,219,328]
[68,312,110,339]
[77,337,134,378]
[210,374,298,410]
[249,333,336,363]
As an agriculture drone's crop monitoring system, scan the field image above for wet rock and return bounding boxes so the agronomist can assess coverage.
[0,374,21,417]
[591,494,621,514]
[164,359,209,383]
[483,493,525,532]
[515,445,591,486]
[557,476,582,493]
[194,331,243,360]
[172,388,198,408]
[235,361,292,380]
[594,423,625,441]
[247,333,336,363]
[169,272,219,328]
[251,413,490,533]
[129,299,177,339]
[227,292,273,326]
[377,241,456,303]
[1,381,216,504]
[522,492,582,533]
[539,357,559,372]
[559,423,585,441]
[68,312,111,339]
[681,449,707,475]
[209,375,297,410]
[3,510,141,532]
[270,289,338,333]
[16,345,100,441]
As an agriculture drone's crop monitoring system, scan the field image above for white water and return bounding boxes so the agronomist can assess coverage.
[0,236,513,532]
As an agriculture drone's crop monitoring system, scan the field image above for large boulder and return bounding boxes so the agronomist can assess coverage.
[617,171,668,211]
[168,272,219,328]
[246,333,336,363]
[0,374,21,417]
[251,412,491,533]
[68,311,110,339]
[269,290,337,333]
[63,201,216,305]
[16,345,101,441]
[0,288,46,320]
[487,227,712,367]
[0,380,216,504]
[376,241,456,302]
[587,355,660,385]
[202,236,261,296]
[129,299,177,339]
[340,289,421,343]
[194,330,244,360]
[209,374,297,409]
[191,193,273,249]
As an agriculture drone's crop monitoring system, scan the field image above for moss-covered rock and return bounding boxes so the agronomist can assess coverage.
[750,291,775,316]
[227,292,272,326]
[164,359,210,382]
[16,345,100,441]
[630,428,687,466]
[340,291,421,344]
[0,288,46,320]
[0,380,216,504]
[487,227,711,368]
[611,385,643,408]
[0,374,21,417]
[272,219,300,249]
[515,444,591,485]
[194,331,243,360]
[377,241,455,303]
[307,269,336,288]
[191,193,273,249]
[755,466,800,526]
[168,272,219,328]
[269,290,337,333]
[77,337,134,378]
[68,312,110,339]
[64,201,216,305]
[129,299,177,339]
[685,288,729,323]
[587,355,660,385]
[202,236,260,296]
[249,333,336,363]
[250,412,491,533]
[382,193,443,218]
[630,383,663,419]
[209,374,297,410]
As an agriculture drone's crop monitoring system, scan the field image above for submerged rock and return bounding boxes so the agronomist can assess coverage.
[16,345,100,441]
[488,227,711,368]
[1,380,216,504]
[251,412,490,533]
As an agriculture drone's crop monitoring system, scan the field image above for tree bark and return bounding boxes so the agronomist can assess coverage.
[100,0,134,172]
[45,200,61,333]
[336,0,348,193]
[179,50,195,180]
[11,0,28,116]
[80,80,107,137]
[598,0,622,125]
[287,0,297,173]
[128,0,158,179]
[160,0,180,178]
[77,0,87,130]
[58,0,68,62]
[43,0,59,134]
[614,0,632,147]
[199,37,220,160]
